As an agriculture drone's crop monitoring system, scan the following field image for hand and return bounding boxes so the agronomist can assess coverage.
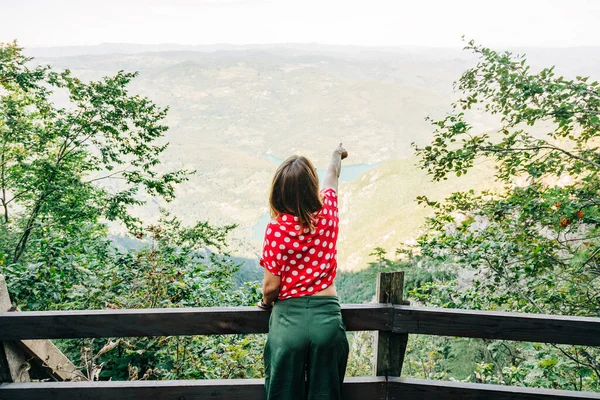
[333,142,348,160]
[257,299,273,310]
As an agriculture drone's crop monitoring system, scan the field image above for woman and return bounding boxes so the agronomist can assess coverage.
[258,143,349,400]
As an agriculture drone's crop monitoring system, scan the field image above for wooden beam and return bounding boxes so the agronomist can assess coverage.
[0,376,387,400]
[393,306,600,346]
[0,343,11,383]
[18,340,84,381]
[0,275,83,381]
[0,303,393,340]
[3,299,600,347]
[0,275,30,383]
[0,342,30,383]
[2,377,596,400]
[388,377,600,399]
[374,271,409,377]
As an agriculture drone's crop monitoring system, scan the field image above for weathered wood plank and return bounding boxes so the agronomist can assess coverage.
[0,342,11,383]
[0,342,30,383]
[2,377,596,400]
[0,275,30,383]
[0,377,387,400]
[0,276,11,312]
[388,377,600,399]
[1,274,83,382]
[4,302,600,346]
[18,340,84,381]
[393,306,600,346]
[0,304,393,340]
[374,272,408,377]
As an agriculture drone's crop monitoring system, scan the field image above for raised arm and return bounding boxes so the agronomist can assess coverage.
[322,143,348,193]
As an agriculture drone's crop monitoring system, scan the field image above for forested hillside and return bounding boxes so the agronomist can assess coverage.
[23,43,600,271]
[28,45,467,269]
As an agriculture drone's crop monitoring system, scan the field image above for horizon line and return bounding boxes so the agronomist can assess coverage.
[21,41,600,51]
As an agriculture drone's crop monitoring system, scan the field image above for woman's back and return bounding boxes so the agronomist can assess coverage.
[260,187,340,299]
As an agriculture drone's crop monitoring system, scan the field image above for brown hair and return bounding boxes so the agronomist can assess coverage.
[269,155,322,231]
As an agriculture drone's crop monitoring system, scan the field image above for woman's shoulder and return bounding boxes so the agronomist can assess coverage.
[320,187,337,197]
[319,187,338,209]
[267,214,300,232]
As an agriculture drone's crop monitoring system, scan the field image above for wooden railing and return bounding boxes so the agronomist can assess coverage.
[1,271,600,399]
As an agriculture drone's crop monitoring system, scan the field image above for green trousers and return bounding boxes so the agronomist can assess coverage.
[264,295,349,400]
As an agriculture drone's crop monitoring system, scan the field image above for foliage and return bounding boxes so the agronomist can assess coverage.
[4,207,264,380]
[407,39,600,390]
[337,252,454,304]
[345,331,375,377]
[0,42,264,382]
[0,40,190,266]
[369,247,388,268]
[337,250,456,376]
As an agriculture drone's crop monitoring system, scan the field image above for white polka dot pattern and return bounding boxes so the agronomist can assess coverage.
[258,188,340,299]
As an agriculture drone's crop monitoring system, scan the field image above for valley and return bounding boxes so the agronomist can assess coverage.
[27,43,600,271]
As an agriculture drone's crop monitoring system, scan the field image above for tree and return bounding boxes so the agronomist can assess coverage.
[369,247,388,268]
[0,41,267,382]
[57,211,263,381]
[409,39,600,390]
[0,40,189,265]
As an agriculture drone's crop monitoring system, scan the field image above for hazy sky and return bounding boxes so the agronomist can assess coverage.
[2,0,600,48]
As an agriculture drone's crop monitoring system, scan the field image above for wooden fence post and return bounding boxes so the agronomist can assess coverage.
[374,271,409,378]
[0,274,31,383]
[0,274,83,382]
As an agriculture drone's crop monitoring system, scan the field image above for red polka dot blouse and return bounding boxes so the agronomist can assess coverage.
[260,188,340,300]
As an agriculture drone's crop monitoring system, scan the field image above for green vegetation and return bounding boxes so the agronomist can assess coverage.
[2,38,599,391]
[403,39,600,390]
[0,40,190,265]
[337,254,454,304]
[341,39,600,390]
[0,41,262,381]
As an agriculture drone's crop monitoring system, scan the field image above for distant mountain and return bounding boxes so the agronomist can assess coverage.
[27,44,600,271]
[25,42,467,58]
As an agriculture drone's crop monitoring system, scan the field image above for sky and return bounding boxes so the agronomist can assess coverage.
[2,0,600,48]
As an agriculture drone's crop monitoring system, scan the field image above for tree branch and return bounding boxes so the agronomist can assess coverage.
[84,167,130,184]
[479,143,600,169]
